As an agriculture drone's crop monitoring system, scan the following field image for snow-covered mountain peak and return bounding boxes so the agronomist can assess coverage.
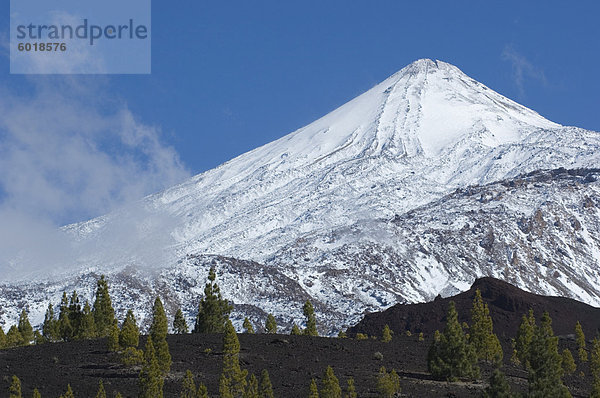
[2,59,599,334]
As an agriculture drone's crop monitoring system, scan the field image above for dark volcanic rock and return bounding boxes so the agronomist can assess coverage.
[348,277,600,339]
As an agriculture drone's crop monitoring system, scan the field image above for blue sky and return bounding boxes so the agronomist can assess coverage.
[0,1,599,228]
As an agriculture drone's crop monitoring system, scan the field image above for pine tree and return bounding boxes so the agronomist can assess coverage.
[222,320,247,397]
[138,338,164,398]
[61,384,75,398]
[32,388,41,398]
[562,349,576,376]
[6,325,24,347]
[483,367,512,398]
[17,309,34,345]
[291,324,301,335]
[108,319,120,352]
[469,289,503,363]
[115,393,123,398]
[78,301,96,340]
[303,300,317,336]
[591,337,600,379]
[427,301,479,381]
[58,292,73,341]
[95,380,107,398]
[575,321,587,363]
[590,378,600,398]
[259,370,274,398]
[93,275,117,337]
[173,309,189,334]
[150,297,172,375]
[42,303,59,342]
[0,326,6,349]
[514,309,535,367]
[219,374,233,398]
[344,378,357,398]
[243,318,255,334]
[320,366,341,398]
[180,370,197,398]
[194,267,233,334]
[376,367,401,398]
[308,379,319,398]
[381,324,393,343]
[244,374,259,398]
[527,312,571,398]
[197,382,209,398]
[120,309,140,349]
[68,291,83,337]
[9,375,21,398]
[265,314,277,334]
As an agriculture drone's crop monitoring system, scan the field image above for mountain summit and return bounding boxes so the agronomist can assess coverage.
[2,59,600,332]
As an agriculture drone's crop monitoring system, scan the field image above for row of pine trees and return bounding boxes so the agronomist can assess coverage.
[4,269,600,397]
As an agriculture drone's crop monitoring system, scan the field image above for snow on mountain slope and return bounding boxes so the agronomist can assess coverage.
[1,59,600,332]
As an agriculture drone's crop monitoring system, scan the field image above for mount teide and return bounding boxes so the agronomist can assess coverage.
[2,59,600,333]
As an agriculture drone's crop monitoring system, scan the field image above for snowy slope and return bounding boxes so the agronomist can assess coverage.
[1,59,600,332]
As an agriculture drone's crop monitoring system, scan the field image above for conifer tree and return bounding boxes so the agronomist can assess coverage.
[32,388,41,398]
[562,349,576,375]
[344,378,357,398]
[180,370,197,398]
[93,275,117,337]
[194,267,233,334]
[61,384,74,398]
[120,309,140,349]
[469,289,502,363]
[222,320,247,397]
[590,378,600,398]
[514,309,535,367]
[58,292,73,341]
[77,301,96,340]
[138,338,164,398]
[265,314,277,334]
[259,369,274,398]
[308,379,319,398]
[108,319,120,352]
[320,366,341,398]
[68,291,83,337]
[9,375,21,398]
[591,337,600,379]
[527,312,571,398]
[243,318,255,334]
[95,380,107,398]
[219,374,233,398]
[244,374,259,398]
[150,297,172,375]
[575,321,587,363]
[115,393,123,398]
[427,301,479,381]
[482,367,512,398]
[381,325,393,343]
[42,303,59,342]
[6,325,24,347]
[197,382,209,398]
[376,367,401,398]
[0,326,6,349]
[291,324,301,335]
[17,309,33,345]
[303,300,317,336]
[173,309,189,334]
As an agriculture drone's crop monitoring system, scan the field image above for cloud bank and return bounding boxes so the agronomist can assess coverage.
[0,77,190,280]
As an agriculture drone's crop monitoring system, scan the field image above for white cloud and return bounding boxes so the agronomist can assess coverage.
[502,45,547,98]
[0,76,190,280]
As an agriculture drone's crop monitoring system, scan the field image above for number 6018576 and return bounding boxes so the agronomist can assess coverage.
[17,42,66,51]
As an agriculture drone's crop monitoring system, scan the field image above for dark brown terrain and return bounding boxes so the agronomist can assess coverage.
[1,277,597,397]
